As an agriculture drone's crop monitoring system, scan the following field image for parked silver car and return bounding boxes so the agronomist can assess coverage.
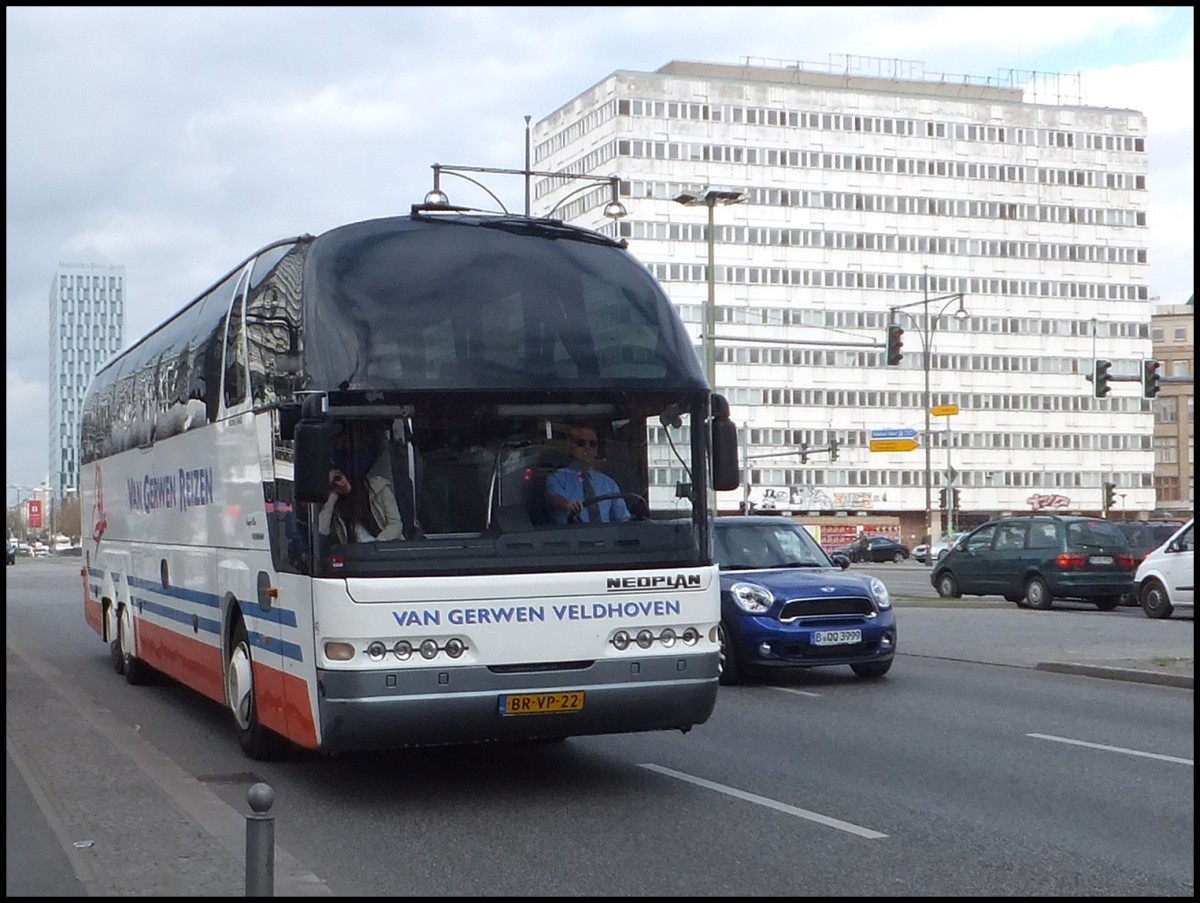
[930,532,966,562]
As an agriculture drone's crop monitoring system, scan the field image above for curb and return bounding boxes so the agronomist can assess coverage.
[1035,661,1194,689]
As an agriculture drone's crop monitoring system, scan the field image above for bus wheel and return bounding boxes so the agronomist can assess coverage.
[226,617,283,760]
[118,606,151,685]
[108,604,125,675]
[717,621,741,686]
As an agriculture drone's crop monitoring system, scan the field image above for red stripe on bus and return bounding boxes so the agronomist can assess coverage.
[134,618,320,750]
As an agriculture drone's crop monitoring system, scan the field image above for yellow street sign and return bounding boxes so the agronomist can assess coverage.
[869,438,920,452]
[931,404,959,417]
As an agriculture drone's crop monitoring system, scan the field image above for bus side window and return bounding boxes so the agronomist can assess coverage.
[222,267,249,408]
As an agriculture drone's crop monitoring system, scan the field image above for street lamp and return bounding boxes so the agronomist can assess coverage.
[673,187,744,387]
[424,162,626,221]
[889,278,969,561]
[423,117,626,221]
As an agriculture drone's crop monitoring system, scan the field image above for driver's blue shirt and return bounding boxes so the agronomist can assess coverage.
[545,463,630,524]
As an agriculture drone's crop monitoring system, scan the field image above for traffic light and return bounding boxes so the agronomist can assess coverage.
[799,442,809,464]
[828,438,839,461]
[1093,359,1112,398]
[1142,358,1161,398]
[1103,481,1116,511]
[950,488,960,510]
[885,324,904,366]
[938,487,948,509]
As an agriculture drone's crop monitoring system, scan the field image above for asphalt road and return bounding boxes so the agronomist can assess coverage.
[6,556,1194,896]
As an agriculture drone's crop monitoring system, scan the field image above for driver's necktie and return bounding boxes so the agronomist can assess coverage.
[581,471,602,522]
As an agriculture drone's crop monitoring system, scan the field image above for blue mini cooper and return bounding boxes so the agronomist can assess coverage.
[714,516,897,683]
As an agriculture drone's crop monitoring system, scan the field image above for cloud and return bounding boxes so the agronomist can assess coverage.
[5,6,1194,498]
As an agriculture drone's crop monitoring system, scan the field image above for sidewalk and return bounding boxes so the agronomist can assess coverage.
[5,645,331,897]
[892,603,1194,689]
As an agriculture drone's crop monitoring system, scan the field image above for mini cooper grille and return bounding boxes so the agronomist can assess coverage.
[779,596,875,619]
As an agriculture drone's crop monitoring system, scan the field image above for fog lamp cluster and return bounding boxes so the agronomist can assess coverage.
[610,627,701,651]
[325,637,468,663]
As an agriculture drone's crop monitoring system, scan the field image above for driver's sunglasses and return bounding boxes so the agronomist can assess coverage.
[573,438,599,448]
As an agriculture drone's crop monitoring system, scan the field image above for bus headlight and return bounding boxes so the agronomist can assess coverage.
[419,639,439,659]
[393,640,413,660]
[325,641,355,661]
[444,638,466,658]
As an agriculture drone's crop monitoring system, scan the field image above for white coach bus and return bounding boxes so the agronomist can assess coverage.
[79,201,740,758]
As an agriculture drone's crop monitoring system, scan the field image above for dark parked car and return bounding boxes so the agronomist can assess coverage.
[1115,520,1184,605]
[838,534,910,563]
[930,515,1136,610]
[714,516,897,683]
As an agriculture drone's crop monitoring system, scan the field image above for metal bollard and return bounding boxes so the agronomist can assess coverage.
[245,782,276,896]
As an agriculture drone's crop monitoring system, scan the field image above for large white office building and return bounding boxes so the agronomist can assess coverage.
[49,262,126,497]
[531,56,1155,544]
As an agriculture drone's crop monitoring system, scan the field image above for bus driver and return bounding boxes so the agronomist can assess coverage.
[545,425,630,524]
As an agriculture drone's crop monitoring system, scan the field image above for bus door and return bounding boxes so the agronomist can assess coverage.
[217,262,290,736]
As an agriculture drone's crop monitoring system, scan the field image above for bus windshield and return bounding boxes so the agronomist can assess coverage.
[280,393,711,579]
[302,214,707,391]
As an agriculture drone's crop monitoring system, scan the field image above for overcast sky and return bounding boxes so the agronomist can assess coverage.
[5,6,1194,504]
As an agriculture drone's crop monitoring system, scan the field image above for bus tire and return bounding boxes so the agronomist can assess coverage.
[108,603,125,675]
[226,616,284,760]
[119,605,151,685]
[718,620,741,685]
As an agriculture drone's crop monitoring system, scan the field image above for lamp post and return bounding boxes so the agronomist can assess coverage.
[889,279,969,561]
[424,117,627,222]
[673,187,744,388]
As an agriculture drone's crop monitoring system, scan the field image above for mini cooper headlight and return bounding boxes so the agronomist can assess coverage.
[869,576,892,610]
[730,581,774,614]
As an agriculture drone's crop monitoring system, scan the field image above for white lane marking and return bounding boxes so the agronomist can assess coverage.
[766,686,823,698]
[1027,733,1193,766]
[639,763,888,839]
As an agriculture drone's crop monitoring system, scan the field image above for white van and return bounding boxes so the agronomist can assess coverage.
[1134,518,1194,619]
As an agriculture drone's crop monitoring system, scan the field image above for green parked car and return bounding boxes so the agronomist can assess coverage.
[930,515,1137,610]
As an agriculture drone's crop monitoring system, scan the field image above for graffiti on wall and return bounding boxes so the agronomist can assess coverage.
[1026,493,1071,510]
[750,486,886,511]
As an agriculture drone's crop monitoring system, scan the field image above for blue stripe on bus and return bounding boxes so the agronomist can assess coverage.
[91,566,304,661]
[129,574,215,608]
[130,593,305,663]
[93,569,298,627]
[248,630,304,662]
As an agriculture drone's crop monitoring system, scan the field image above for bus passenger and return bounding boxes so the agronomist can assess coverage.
[545,425,630,524]
[319,465,406,543]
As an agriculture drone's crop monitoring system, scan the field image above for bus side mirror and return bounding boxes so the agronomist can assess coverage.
[710,394,740,492]
[294,419,335,502]
[278,403,301,441]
